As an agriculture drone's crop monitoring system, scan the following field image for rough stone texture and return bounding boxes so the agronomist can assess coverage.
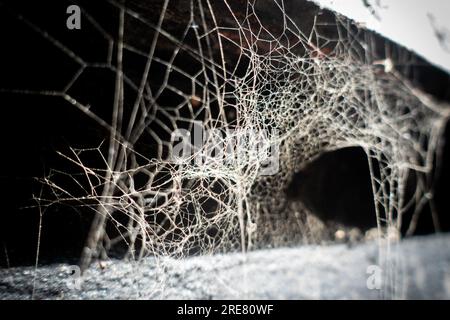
[1,233,449,300]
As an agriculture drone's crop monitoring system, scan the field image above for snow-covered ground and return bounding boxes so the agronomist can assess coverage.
[309,0,450,73]
[1,234,449,299]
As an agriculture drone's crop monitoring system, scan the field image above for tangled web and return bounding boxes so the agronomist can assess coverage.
[4,0,450,297]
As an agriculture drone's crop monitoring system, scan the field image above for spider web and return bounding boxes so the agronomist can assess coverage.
[2,0,449,298]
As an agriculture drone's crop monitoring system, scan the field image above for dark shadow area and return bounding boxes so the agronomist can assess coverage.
[433,120,450,233]
[287,147,378,231]
[0,1,114,267]
[287,139,450,236]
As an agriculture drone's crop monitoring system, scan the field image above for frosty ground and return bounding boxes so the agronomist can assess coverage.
[1,233,449,299]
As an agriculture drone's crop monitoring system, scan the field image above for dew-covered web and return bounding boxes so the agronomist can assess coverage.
[2,0,450,298]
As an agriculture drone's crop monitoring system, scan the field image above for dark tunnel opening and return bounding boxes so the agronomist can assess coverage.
[287,141,450,237]
[287,147,378,232]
